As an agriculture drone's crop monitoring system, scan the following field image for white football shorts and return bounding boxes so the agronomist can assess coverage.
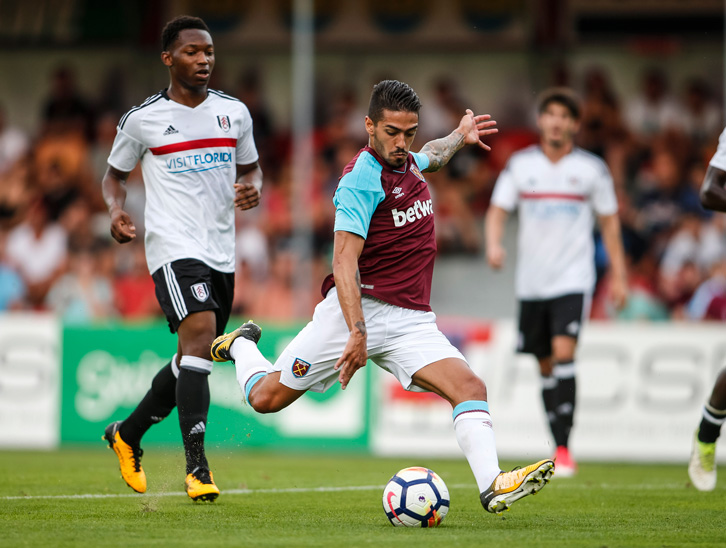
[272,288,467,393]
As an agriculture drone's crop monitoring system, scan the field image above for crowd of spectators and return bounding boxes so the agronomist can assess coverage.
[0,63,725,324]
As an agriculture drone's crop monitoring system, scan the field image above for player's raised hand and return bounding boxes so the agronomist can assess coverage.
[334,328,368,390]
[109,208,136,243]
[457,109,498,151]
[234,182,261,210]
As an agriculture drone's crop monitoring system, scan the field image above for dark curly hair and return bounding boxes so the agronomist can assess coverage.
[537,87,581,120]
[368,80,421,123]
[161,15,210,51]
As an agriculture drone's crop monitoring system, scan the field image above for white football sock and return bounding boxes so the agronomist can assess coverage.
[453,401,501,493]
[230,338,273,402]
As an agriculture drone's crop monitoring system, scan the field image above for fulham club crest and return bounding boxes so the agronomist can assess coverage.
[191,283,210,302]
[217,115,230,132]
[292,357,311,378]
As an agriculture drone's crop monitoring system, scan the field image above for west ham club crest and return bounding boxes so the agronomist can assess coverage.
[410,164,425,182]
[217,115,230,132]
[292,357,311,378]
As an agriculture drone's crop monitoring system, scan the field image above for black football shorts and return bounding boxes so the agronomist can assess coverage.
[151,258,234,335]
[517,293,589,358]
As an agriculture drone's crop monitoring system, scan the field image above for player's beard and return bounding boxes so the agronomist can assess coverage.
[387,148,408,168]
[388,157,406,168]
[370,132,408,168]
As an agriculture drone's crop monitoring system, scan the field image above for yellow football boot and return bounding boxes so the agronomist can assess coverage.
[103,421,146,493]
[185,467,220,502]
[480,459,554,514]
[210,321,261,362]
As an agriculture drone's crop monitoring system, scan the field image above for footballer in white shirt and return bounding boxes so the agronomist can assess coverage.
[687,128,726,491]
[101,15,262,502]
[485,88,628,477]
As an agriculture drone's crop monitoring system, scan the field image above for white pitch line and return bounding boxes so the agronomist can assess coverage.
[0,482,689,501]
[0,484,392,501]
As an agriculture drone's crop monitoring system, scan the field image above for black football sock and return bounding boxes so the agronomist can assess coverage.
[553,361,576,448]
[697,404,726,444]
[176,367,211,474]
[540,374,559,446]
[120,360,177,447]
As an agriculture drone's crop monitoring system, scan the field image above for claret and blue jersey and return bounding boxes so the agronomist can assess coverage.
[321,145,437,312]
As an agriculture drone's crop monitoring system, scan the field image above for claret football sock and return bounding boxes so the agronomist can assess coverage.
[453,400,500,492]
[697,403,726,444]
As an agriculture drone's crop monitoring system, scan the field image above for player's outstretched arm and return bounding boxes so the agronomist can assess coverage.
[700,165,726,212]
[332,230,368,390]
[234,161,263,211]
[102,166,136,244]
[420,109,497,172]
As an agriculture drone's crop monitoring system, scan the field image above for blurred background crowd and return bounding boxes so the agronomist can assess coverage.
[1,0,726,326]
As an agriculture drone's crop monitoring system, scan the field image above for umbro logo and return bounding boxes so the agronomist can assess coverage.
[163,125,179,135]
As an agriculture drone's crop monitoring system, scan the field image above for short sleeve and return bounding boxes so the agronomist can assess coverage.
[591,161,618,216]
[411,151,430,171]
[491,161,519,211]
[709,128,726,171]
[334,187,385,238]
[235,103,259,166]
[332,152,385,238]
[107,123,145,173]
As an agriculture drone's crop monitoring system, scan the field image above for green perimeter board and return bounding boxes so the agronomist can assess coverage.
[60,321,371,451]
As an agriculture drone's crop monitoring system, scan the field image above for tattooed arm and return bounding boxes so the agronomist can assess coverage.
[332,230,368,389]
[420,109,498,172]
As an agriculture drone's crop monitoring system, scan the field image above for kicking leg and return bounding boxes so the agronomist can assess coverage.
[412,358,499,491]
[412,358,553,514]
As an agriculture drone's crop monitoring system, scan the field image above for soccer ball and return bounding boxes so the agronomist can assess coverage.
[382,467,450,527]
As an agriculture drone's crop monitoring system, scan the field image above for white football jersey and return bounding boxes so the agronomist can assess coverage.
[491,145,617,299]
[709,127,726,171]
[108,89,258,274]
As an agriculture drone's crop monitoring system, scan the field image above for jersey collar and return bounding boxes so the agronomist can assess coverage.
[160,88,211,109]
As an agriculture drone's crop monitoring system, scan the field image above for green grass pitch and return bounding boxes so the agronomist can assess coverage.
[1,448,724,547]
